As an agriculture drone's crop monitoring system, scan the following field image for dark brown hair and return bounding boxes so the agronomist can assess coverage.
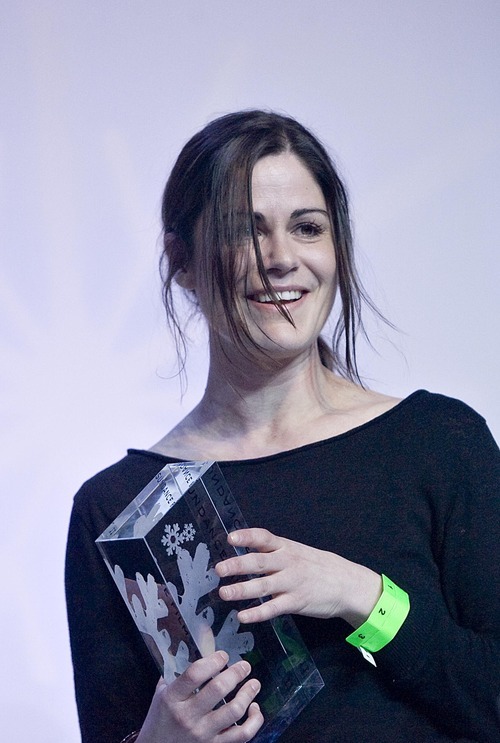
[160,109,377,381]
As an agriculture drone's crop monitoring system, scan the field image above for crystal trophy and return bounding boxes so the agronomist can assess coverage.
[96,461,324,742]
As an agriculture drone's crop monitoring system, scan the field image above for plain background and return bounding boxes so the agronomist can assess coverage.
[1,2,498,740]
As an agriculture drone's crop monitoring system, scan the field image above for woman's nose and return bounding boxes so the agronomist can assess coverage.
[261,232,298,276]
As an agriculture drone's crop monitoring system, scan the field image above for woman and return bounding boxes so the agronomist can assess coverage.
[65,111,500,743]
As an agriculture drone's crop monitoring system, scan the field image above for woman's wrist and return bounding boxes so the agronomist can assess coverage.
[339,562,383,628]
[345,574,410,653]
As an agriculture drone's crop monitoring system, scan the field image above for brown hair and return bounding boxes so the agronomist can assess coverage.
[160,109,378,381]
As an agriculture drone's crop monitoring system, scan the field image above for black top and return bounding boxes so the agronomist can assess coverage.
[65,391,500,742]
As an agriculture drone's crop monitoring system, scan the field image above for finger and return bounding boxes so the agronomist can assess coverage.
[217,702,264,743]
[168,651,229,701]
[219,575,274,603]
[194,660,252,717]
[155,676,166,691]
[209,680,262,738]
[227,528,281,552]
[216,551,277,579]
[237,594,290,624]
[227,701,265,743]
[241,702,265,738]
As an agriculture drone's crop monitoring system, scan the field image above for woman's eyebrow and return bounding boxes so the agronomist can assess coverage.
[253,208,329,221]
[290,208,329,219]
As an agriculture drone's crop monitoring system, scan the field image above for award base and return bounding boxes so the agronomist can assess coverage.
[96,461,324,741]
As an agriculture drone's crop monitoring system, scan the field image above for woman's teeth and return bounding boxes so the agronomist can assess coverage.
[253,290,303,303]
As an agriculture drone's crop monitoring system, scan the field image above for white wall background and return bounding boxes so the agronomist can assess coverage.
[1,2,498,740]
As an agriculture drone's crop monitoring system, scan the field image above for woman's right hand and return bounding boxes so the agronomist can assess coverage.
[136,651,263,743]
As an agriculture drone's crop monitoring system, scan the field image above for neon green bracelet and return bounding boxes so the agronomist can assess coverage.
[345,574,410,653]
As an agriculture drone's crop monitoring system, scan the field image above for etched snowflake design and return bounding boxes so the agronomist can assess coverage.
[167,543,255,664]
[181,523,196,542]
[161,523,185,556]
[161,522,196,556]
[112,540,254,684]
[112,565,190,683]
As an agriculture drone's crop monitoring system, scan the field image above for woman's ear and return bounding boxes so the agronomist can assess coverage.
[175,266,196,291]
[164,232,196,291]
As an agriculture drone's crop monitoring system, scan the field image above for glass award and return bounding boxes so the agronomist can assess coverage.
[96,461,324,742]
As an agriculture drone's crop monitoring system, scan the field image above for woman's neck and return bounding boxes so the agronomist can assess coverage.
[154,347,361,460]
[150,341,400,461]
[196,344,338,437]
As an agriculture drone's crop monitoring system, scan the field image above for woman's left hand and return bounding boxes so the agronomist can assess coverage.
[215,528,382,628]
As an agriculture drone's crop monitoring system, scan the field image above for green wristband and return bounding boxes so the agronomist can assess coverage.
[345,574,410,653]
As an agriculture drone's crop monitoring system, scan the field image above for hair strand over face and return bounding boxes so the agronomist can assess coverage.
[160,109,389,386]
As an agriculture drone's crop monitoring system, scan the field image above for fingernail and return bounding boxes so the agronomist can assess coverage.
[229,532,239,544]
[250,680,261,693]
[220,585,233,599]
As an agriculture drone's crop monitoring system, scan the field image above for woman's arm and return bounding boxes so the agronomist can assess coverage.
[66,492,263,743]
[216,416,500,742]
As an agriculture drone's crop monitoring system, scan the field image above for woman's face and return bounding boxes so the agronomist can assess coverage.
[190,151,337,362]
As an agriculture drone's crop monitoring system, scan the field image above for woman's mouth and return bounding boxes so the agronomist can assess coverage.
[249,289,304,304]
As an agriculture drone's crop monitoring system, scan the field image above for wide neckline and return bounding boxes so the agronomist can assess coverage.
[128,389,428,467]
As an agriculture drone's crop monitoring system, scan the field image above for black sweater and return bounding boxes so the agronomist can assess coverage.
[65,391,500,742]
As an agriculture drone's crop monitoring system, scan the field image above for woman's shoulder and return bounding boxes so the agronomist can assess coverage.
[327,383,492,455]
[72,449,168,523]
[365,389,496,468]
[329,376,485,426]
[394,389,487,428]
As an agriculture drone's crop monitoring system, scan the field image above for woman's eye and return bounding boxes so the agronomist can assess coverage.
[235,225,255,241]
[295,222,325,237]
[240,223,262,239]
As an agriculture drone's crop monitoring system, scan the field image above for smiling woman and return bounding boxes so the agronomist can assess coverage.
[180,151,338,365]
[65,111,500,743]
[237,154,337,357]
[160,111,370,381]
